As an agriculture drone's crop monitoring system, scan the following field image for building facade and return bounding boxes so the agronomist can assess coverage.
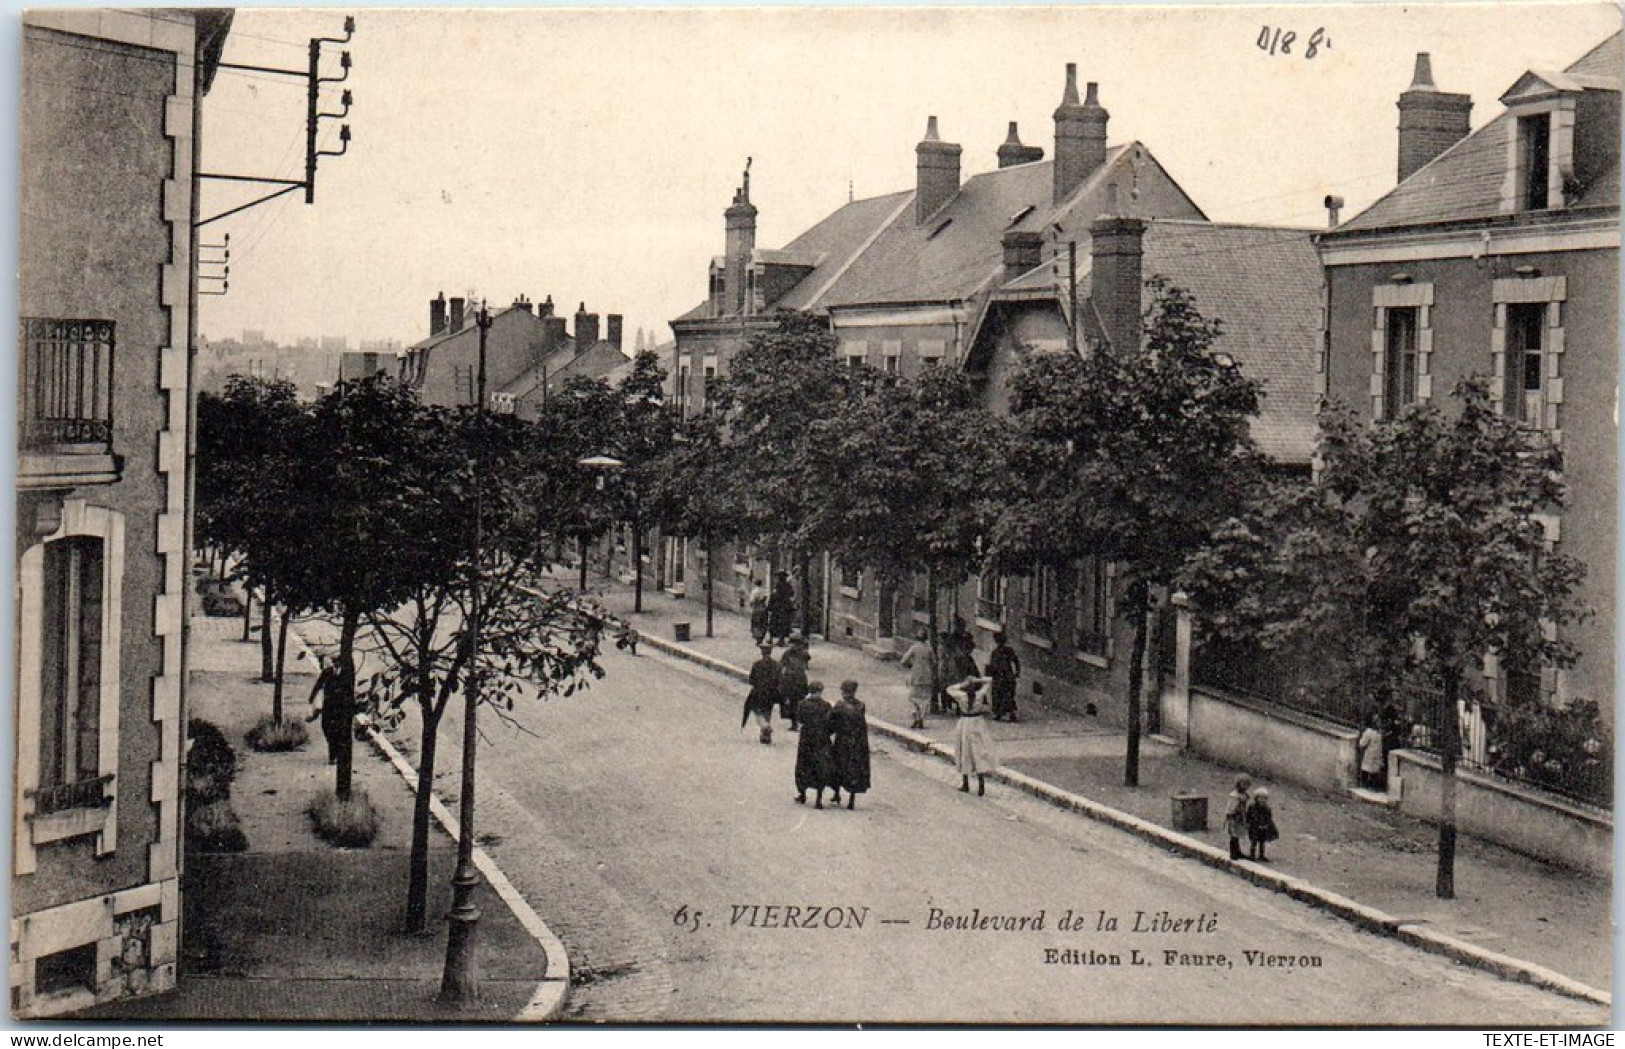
[14,8,232,1016]
[1319,37,1619,719]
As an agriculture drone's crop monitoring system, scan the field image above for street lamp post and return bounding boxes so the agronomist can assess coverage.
[441,303,492,1005]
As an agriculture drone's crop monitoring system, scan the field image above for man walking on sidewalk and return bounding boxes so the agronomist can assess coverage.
[744,644,780,744]
[988,631,1021,723]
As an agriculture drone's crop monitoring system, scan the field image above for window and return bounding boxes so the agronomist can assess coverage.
[40,537,103,794]
[976,571,1005,623]
[920,356,941,370]
[1024,566,1055,638]
[1383,306,1419,418]
[702,365,716,415]
[1520,112,1551,212]
[1506,303,1545,425]
[838,562,861,596]
[883,354,899,376]
[1075,558,1111,659]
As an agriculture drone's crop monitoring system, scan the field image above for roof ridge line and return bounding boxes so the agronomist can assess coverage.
[801,190,919,309]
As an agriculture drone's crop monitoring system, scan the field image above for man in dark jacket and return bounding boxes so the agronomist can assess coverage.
[778,635,810,732]
[743,644,780,744]
[768,572,796,645]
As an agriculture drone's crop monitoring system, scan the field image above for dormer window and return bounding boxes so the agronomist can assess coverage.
[1519,112,1552,211]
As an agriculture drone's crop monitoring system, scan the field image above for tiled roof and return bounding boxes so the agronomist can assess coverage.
[1338,32,1621,234]
[672,191,910,323]
[818,146,1203,308]
[1140,221,1323,464]
[497,340,628,399]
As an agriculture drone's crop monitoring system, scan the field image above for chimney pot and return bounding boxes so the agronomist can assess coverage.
[1396,53,1472,182]
[997,121,1045,168]
[915,115,963,224]
[1054,66,1109,204]
[1089,215,1146,354]
[430,292,447,337]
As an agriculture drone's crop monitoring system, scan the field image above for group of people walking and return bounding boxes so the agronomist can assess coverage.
[899,621,1023,731]
[745,638,872,810]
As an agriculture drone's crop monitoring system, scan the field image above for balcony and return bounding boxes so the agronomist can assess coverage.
[18,318,121,491]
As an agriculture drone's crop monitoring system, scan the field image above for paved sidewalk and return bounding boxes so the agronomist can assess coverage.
[86,607,562,1023]
[588,574,1611,994]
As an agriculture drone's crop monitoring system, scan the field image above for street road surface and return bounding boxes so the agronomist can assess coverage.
[373,640,1604,1025]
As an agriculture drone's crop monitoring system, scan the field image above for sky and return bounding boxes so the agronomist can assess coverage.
[196,2,1623,351]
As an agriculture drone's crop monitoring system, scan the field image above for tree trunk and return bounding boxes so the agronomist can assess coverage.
[927,566,941,705]
[271,607,291,723]
[335,610,359,801]
[406,671,441,934]
[704,530,715,638]
[1435,662,1462,899]
[654,527,666,591]
[242,578,254,642]
[578,535,589,591]
[633,515,644,613]
[259,597,275,682]
[800,552,813,639]
[1124,583,1148,788]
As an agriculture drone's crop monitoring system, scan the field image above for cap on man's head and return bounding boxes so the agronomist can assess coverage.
[840,679,859,694]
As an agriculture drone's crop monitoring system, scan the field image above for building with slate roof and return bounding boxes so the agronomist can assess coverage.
[403,292,630,419]
[665,66,1219,630]
[1319,33,1619,723]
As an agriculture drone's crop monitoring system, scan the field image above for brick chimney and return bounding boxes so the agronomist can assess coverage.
[1054,66,1109,205]
[430,292,447,337]
[574,302,599,353]
[1090,216,1145,353]
[1397,53,1473,183]
[997,121,1045,168]
[538,294,555,319]
[606,314,624,350]
[724,159,757,315]
[449,296,466,334]
[1002,230,1044,283]
[512,294,533,314]
[915,116,962,224]
[542,315,567,354]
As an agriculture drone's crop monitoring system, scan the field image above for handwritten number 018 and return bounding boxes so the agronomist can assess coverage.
[1259,25,1329,59]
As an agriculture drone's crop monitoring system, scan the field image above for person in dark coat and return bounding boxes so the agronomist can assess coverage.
[940,617,979,711]
[987,631,1021,722]
[743,644,779,745]
[305,653,345,764]
[748,579,770,645]
[829,680,871,810]
[1246,787,1280,861]
[778,635,810,731]
[768,572,797,645]
[794,681,839,808]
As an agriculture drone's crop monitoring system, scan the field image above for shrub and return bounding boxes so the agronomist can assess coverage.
[186,718,238,804]
[307,789,379,848]
[187,799,248,854]
[246,715,309,752]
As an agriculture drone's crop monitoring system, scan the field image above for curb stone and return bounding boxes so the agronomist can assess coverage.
[639,630,1611,1009]
[365,726,573,1022]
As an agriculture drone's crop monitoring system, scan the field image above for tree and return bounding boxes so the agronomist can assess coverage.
[994,278,1265,786]
[802,364,1015,688]
[711,310,853,635]
[648,412,746,637]
[195,375,308,717]
[357,407,624,933]
[280,376,438,800]
[613,351,678,612]
[532,377,623,590]
[1306,381,1583,897]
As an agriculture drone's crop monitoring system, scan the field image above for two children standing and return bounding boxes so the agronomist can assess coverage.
[1224,776,1279,862]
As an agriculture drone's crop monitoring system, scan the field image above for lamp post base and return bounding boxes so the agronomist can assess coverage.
[439,865,483,1005]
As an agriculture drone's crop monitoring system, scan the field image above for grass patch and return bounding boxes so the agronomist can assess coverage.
[307,789,379,848]
[246,715,309,752]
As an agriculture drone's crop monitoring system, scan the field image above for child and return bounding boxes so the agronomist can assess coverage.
[1246,787,1280,862]
[1224,775,1252,860]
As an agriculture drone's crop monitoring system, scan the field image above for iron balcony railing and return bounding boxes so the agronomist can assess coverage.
[20,318,115,453]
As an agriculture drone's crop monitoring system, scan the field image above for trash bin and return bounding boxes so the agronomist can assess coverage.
[1170,792,1208,832]
[673,622,691,643]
